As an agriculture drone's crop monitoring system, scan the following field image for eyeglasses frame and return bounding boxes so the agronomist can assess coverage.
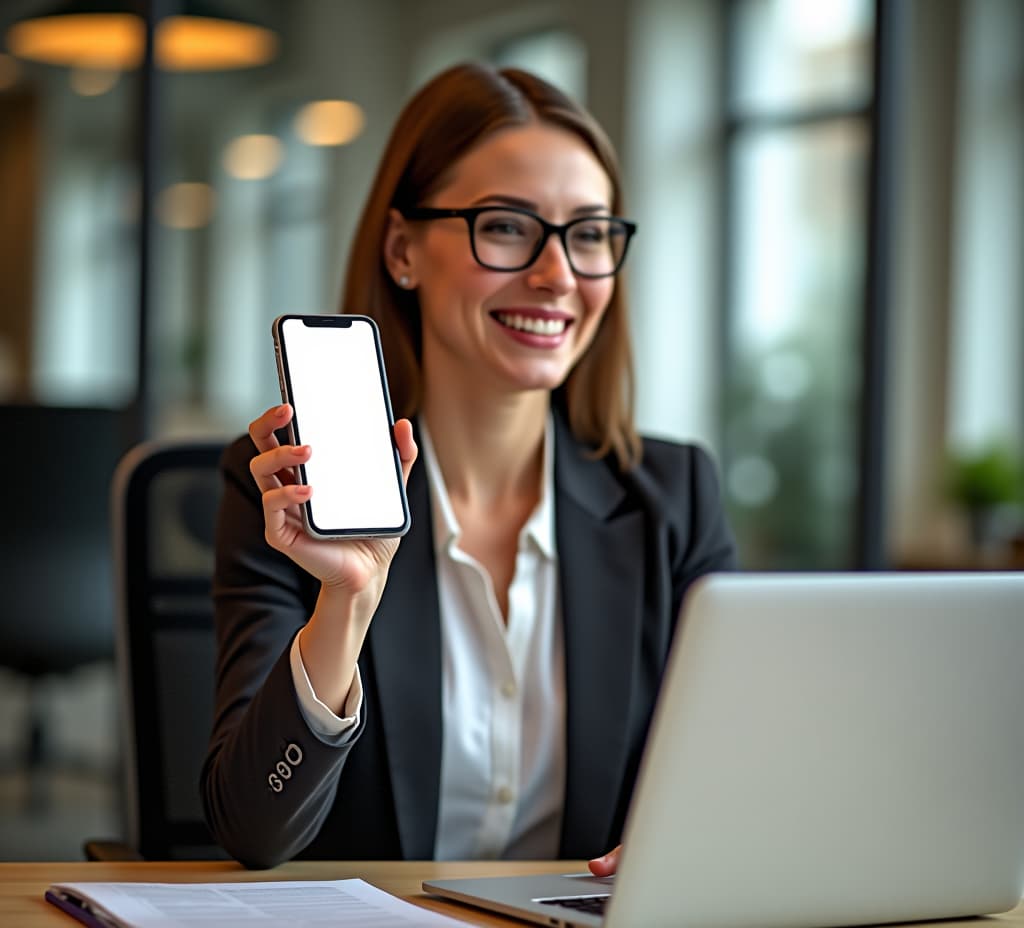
[400,205,637,279]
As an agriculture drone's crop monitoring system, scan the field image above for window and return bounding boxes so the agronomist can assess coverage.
[721,0,874,569]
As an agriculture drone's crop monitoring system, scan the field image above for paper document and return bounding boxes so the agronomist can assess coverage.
[45,878,470,928]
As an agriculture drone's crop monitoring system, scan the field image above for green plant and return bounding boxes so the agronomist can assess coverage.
[945,444,1024,509]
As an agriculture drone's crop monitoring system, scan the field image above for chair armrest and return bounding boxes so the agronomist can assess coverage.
[83,839,145,861]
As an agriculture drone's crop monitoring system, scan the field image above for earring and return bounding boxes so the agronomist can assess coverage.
[398,275,410,288]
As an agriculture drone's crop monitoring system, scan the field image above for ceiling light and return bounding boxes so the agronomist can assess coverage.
[7,13,139,70]
[294,100,365,147]
[156,16,276,71]
[223,134,283,180]
[5,3,277,71]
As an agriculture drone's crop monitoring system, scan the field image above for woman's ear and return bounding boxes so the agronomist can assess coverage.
[383,208,417,290]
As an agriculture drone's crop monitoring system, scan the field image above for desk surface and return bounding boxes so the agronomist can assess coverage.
[2,860,1023,927]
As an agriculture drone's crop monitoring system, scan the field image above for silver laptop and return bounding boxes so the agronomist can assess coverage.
[424,572,1024,928]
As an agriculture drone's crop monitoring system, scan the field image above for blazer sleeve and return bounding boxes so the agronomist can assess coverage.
[640,437,739,612]
[675,441,739,589]
[199,435,364,869]
[632,437,740,696]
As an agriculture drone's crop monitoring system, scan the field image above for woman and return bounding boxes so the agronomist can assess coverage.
[201,62,737,871]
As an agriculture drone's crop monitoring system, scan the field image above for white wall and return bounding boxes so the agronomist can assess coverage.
[947,0,1024,452]
[885,0,960,557]
[625,0,722,448]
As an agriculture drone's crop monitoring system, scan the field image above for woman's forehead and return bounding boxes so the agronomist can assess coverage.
[432,123,613,208]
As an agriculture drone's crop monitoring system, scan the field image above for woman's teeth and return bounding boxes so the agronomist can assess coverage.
[495,313,568,335]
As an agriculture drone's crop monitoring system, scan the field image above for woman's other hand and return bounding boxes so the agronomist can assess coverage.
[588,844,622,877]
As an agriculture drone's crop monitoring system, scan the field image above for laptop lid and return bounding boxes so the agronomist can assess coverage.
[424,572,1024,928]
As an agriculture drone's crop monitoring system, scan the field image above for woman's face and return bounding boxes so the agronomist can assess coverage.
[395,122,617,396]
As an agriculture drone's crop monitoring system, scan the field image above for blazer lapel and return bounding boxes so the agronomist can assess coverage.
[555,417,646,858]
[367,452,442,859]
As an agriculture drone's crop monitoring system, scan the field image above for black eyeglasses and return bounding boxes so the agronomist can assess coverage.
[401,205,637,278]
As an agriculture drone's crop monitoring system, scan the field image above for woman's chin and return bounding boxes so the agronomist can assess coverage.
[500,363,574,394]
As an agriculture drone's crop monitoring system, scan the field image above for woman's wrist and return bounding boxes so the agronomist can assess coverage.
[298,583,380,713]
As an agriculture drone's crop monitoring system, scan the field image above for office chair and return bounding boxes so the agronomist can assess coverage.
[86,439,229,861]
[0,404,131,809]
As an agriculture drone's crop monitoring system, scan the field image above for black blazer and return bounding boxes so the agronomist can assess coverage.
[201,414,737,869]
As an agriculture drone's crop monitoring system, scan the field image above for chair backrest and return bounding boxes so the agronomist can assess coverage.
[113,439,229,860]
[1,404,131,676]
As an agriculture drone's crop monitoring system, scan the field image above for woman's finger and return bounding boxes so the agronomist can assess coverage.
[261,483,311,545]
[249,443,311,492]
[394,418,418,484]
[587,844,622,877]
[249,403,292,453]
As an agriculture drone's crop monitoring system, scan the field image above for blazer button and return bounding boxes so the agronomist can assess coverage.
[268,743,305,793]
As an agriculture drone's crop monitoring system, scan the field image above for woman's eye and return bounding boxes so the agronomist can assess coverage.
[480,219,527,237]
[571,224,608,246]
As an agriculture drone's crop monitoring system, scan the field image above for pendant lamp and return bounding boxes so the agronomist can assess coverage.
[5,0,277,71]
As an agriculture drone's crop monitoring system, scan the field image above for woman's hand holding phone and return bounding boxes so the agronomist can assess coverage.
[248,403,418,714]
[248,403,418,592]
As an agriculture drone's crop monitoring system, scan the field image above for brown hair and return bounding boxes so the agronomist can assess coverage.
[340,62,640,469]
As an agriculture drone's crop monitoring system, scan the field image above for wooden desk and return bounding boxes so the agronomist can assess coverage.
[1,860,1022,926]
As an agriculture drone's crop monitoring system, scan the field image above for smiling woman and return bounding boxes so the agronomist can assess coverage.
[201,62,737,871]
[386,121,621,415]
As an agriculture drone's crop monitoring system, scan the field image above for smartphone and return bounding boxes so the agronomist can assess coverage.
[271,314,410,539]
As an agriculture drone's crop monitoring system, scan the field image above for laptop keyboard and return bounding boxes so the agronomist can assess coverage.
[538,894,610,916]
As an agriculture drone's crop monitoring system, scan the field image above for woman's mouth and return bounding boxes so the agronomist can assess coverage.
[492,311,571,337]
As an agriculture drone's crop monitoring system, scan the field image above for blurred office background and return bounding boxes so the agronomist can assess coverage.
[0,0,1021,858]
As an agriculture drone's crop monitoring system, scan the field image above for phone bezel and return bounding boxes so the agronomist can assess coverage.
[272,313,411,539]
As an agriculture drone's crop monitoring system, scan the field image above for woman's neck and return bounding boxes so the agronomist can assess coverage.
[420,381,549,510]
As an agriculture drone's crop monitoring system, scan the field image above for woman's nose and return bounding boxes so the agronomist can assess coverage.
[527,234,577,293]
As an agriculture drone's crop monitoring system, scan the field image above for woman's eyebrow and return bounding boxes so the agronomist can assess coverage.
[469,194,537,209]
[468,194,612,215]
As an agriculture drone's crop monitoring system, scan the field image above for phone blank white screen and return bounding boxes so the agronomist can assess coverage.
[281,317,406,533]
